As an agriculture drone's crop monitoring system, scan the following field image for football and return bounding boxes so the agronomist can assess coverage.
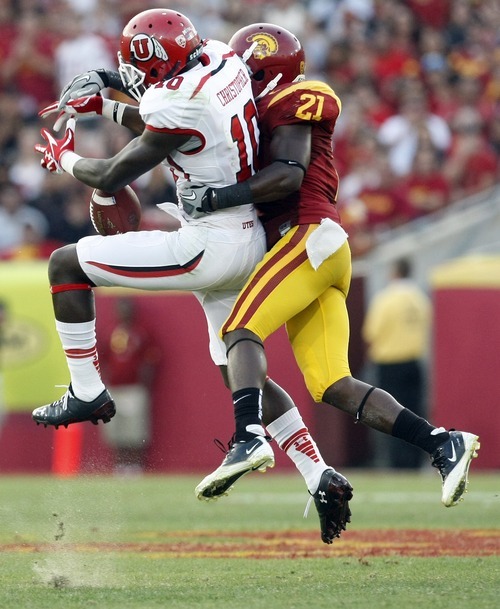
[90,186,142,236]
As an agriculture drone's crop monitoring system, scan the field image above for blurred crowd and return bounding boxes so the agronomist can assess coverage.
[1,0,499,260]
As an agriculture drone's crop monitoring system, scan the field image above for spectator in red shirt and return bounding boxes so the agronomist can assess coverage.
[0,4,16,75]
[350,78,394,129]
[0,12,59,114]
[99,297,161,474]
[398,144,451,220]
[356,155,408,230]
[443,106,498,201]
[425,70,460,123]
[406,0,450,29]
[370,8,420,106]
[339,133,407,256]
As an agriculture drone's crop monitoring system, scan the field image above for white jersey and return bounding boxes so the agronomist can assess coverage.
[140,39,259,224]
[77,44,266,366]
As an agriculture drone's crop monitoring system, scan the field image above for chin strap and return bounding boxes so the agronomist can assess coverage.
[241,42,258,65]
[255,73,283,101]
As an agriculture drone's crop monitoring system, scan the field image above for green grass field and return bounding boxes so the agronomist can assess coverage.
[0,470,498,609]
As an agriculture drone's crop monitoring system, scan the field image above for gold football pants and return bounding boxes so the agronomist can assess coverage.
[221,224,352,401]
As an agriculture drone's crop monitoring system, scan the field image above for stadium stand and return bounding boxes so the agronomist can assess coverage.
[0,0,498,260]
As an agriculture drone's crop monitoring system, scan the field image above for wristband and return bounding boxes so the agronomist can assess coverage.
[212,181,254,210]
[96,69,111,88]
[60,151,82,177]
[102,99,126,125]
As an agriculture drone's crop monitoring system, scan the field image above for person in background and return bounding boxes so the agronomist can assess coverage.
[0,182,49,258]
[443,106,498,201]
[0,11,58,114]
[362,258,431,469]
[398,144,451,221]
[99,296,160,474]
[377,88,452,177]
[53,8,115,103]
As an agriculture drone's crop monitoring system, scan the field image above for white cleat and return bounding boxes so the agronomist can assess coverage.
[431,430,480,507]
[195,435,275,501]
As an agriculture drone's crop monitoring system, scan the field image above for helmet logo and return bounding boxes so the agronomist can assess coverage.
[246,33,278,60]
[175,26,197,48]
[130,34,168,63]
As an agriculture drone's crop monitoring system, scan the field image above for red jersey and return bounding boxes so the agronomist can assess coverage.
[254,80,342,247]
[406,0,450,28]
[399,173,451,220]
[100,321,160,386]
[358,185,408,228]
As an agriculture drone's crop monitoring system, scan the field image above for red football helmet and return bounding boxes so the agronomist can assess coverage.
[118,9,203,102]
[228,23,305,99]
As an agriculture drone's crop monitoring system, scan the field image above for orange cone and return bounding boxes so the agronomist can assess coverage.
[52,425,83,476]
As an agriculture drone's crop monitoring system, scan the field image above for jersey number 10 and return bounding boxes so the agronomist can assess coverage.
[231,100,259,182]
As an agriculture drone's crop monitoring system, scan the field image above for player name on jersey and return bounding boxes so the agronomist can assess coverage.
[216,68,250,106]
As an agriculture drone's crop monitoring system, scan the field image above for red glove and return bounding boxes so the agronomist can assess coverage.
[39,95,103,131]
[34,118,76,174]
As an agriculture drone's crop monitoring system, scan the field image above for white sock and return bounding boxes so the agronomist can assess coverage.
[266,407,330,494]
[56,319,105,401]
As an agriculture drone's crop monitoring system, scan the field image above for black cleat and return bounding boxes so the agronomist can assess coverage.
[32,385,115,429]
[308,469,353,544]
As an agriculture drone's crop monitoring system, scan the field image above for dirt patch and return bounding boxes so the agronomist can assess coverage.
[3,529,499,558]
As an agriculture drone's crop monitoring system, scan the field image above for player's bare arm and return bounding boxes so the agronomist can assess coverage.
[114,104,145,135]
[179,123,311,215]
[69,128,189,192]
[248,123,312,203]
[67,97,146,135]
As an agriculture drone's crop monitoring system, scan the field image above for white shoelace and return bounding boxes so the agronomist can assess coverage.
[54,385,70,411]
[303,495,313,519]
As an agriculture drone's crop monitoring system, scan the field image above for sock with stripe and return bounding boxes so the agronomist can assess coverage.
[56,319,106,401]
[266,407,329,494]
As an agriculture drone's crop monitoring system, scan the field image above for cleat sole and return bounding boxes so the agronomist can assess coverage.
[196,457,275,500]
[195,437,275,501]
[89,401,116,426]
[257,458,275,473]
